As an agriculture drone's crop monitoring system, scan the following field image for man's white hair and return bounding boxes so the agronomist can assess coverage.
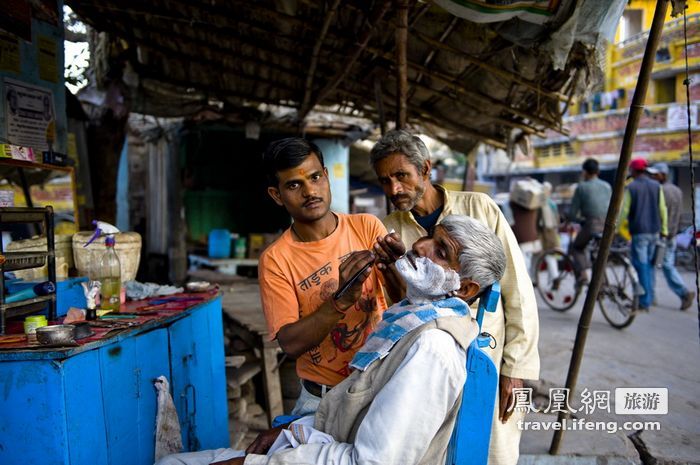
[439,214,506,290]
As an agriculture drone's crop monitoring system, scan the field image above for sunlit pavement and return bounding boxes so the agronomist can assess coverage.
[518,270,700,464]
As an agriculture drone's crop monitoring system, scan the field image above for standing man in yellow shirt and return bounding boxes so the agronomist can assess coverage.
[370,129,540,465]
[618,158,667,311]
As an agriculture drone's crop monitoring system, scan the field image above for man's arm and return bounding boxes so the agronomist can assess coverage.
[242,330,467,465]
[658,187,668,237]
[617,190,631,231]
[373,231,407,303]
[276,302,345,358]
[274,251,376,358]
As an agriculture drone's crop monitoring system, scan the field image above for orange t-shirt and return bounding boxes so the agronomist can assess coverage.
[259,213,388,386]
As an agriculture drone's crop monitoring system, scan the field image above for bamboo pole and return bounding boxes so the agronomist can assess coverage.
[406,78,545,136]
[374,76,387,135]
[299,0,342,119]
[367,45,565,133]
[549,0,670,454]
[396,0,409,129]
[337,86,506,149]
[413,30,570,102]
[416,110,507,150]
[411,16,460,90]
[299,0,392,120]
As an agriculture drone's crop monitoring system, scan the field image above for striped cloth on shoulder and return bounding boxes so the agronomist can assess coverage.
[349,296,469,371]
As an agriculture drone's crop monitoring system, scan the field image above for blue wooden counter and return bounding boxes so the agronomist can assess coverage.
[0,294,229,465]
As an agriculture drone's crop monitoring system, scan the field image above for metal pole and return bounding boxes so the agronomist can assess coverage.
[549,0,670,454]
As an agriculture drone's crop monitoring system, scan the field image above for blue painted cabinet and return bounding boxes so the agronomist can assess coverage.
[169,302,228,452]
[0,296,229,465]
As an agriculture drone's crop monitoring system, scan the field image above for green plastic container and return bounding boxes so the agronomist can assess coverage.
[23,315,48,335]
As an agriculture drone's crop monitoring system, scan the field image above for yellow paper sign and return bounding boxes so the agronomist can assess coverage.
[0,32,21,74]
[38,35,58,83]
[333,162,345,179]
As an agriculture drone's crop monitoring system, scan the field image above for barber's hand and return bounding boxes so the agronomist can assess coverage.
[498,375,523,423]
[245,424,286,455]
[373,231,406,271]
[335,250,375,310]
[211,457,245,465]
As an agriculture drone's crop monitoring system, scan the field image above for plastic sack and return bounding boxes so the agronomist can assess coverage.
[154,376,183,460]
[510,178,544,210]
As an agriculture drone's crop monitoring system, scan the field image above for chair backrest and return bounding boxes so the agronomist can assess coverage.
[445,282,500,465]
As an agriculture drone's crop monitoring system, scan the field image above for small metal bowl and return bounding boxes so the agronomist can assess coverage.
[186,281,211,293]
[35,325,76,345]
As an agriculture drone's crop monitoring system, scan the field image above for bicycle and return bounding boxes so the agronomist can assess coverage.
[533,226,640,329]
[675,225,700,272]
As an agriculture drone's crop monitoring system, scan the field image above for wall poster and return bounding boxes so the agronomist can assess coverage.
[4,77,55,151]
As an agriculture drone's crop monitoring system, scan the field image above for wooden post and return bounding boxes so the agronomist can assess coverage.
[549,0,671,454]
[299,0,391,121]
[261,339,284,426]
[395,0,409,129]
[298,0,342,120]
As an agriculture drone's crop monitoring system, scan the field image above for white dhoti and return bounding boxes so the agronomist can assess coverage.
[488,400,526,465]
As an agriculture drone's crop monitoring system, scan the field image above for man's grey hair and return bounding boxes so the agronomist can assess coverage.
[439,214,506,290]
[370,129,431,171]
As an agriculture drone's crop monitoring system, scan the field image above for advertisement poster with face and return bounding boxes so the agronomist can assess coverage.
[4,77,55,152]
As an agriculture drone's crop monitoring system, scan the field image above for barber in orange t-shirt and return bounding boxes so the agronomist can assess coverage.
[259,137,405,416]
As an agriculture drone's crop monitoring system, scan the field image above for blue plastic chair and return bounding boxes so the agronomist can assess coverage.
[445,281,501,465]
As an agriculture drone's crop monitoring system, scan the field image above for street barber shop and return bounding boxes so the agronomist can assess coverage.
[1,1,698,464]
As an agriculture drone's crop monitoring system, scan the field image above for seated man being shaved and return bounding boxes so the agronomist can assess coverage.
[157,214,506,465]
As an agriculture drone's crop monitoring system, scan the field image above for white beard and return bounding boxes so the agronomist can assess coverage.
[395,255,461,304]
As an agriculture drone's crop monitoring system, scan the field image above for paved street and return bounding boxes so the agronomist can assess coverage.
[518,269,700,464]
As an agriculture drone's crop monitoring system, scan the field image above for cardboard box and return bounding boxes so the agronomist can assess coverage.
[0,144,34,162]
[510,179,544,210]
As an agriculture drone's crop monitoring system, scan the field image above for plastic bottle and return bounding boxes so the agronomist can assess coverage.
[653,238,667,268]
[99,236,121,312]
[234,235,247,259]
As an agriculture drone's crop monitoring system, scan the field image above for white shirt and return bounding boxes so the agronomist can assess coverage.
[245,329,467,465]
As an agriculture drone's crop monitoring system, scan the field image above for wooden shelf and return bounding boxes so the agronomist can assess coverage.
[0,206,56,334]
[0,208,49,224]
[2,252,53,271]
[1,296,56,322]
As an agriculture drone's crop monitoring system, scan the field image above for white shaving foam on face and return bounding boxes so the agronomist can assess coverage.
[395,255,460,304]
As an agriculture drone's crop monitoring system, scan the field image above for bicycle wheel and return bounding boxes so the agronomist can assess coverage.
[534,250,579,311]
[597,256,638,329]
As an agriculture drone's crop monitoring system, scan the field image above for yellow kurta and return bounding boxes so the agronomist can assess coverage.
[383,186,540,465]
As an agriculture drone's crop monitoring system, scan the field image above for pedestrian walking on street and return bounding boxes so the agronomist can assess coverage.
[647,162,695,310]
[619,158,668,311]
[567,158,612,287]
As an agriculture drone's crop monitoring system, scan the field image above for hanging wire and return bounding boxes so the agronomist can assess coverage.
[681,6,700,339]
